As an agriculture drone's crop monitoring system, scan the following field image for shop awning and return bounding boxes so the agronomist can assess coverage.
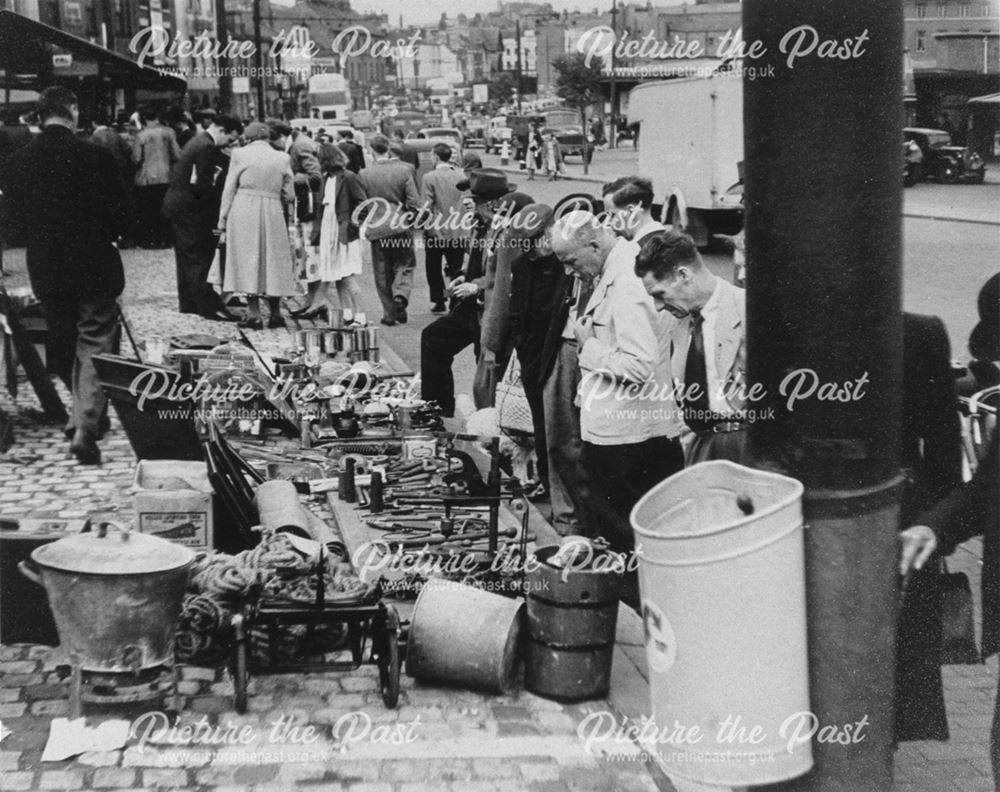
[968,92,1000,105]
[0,10,185,94]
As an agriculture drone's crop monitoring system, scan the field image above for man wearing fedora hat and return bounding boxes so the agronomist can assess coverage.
[420,169,531,416]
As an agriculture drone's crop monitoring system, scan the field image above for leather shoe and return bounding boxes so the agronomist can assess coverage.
[393,297,408,324]
[69,430,101,465]
[202,309,239,322]
[267,314,286,329]
[431,303,446,314]
[239,318,263,331]
[379,316,396,327]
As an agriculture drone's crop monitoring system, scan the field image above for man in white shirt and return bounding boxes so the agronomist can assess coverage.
[602,176,666,244]
[549,211,684,558]
[635,229,750,464]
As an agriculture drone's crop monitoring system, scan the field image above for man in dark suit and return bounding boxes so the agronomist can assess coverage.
[357,134,420,325]
[162,113,243,320]
[901,429,998,784]
[337,129,366,174]
[0,108,33,274]
[895,312,963,743]
[0,87,132,464]
[389,129,420,170]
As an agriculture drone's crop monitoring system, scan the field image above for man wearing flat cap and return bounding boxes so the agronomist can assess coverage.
[421,170,532,416]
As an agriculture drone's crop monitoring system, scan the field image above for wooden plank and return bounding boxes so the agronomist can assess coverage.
[6,310,67,424]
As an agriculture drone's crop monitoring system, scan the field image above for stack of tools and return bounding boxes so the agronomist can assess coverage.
[334,433,534,596]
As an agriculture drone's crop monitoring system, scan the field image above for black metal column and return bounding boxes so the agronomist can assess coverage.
[744,2,904,791]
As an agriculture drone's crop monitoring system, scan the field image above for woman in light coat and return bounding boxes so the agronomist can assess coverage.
[217,121,296,330]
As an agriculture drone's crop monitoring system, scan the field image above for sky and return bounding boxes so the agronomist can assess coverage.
[351,0,689,28]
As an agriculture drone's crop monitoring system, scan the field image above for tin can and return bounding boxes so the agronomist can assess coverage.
[328,308,345,329]
[403,435,437,460]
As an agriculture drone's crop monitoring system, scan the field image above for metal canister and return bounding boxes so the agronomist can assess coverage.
[328,308,345,329]
[303,330,323,359]
[322,331,338,355]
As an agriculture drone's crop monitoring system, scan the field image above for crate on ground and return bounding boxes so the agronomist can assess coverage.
[133,460,214,550]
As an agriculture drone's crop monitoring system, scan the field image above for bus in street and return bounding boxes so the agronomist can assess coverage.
[308,73,351,122]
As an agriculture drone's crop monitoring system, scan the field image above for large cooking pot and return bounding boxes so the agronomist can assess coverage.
[19,523,194,672]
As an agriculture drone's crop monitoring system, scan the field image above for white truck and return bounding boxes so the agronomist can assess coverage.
[627,70,744,247]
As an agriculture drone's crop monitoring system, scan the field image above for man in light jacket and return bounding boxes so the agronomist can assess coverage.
[418,142,470,313]
[635,230,749,464]
[549,211,684,559]
[131,106,180,248]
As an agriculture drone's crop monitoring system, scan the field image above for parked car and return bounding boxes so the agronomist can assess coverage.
[410,127,464,149]
[902,127,986,184]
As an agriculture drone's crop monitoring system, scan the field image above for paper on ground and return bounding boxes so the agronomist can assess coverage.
[42,717,130,761]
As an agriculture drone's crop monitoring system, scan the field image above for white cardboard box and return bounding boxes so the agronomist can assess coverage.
[133,460,214,550]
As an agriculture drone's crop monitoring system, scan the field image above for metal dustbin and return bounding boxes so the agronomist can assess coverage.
[629,461,812,787]
[524,542,621,702]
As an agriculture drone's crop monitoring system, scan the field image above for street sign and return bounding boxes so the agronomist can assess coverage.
[232,77,251,94]
[473,83,488,104]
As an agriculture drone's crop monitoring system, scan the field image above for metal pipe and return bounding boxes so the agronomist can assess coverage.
[252,0,265,120]
[744,1,903,790]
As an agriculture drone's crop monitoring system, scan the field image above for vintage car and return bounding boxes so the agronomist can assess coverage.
[463,116,487,146]
[540,108,593,162]
[902,127,986,184]
[409,127,464,151]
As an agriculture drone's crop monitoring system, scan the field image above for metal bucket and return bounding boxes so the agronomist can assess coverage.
[406,579,523,694]
[19,525,194,672]
[524,543,621,701]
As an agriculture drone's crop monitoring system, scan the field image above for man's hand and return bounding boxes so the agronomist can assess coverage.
[451,281,480,300]
[899,525,938,575]
[573,315,596,346]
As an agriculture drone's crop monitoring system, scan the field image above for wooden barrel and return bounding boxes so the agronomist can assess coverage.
[406,579,523,694]
[524,544,621,701]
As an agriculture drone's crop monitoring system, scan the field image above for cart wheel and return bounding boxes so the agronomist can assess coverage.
[377,606,401,709]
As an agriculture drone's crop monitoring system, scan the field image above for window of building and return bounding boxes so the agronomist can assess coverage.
[916,30,927,50]
[981,2,991,14]
[937,2,948,15]
[959,2,971,15]
[916,3,927,16]
[63,2,82,24]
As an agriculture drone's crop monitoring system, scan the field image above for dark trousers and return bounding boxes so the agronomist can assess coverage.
[421,306,478,417]
[44,298,119,440]
[170,209,224,316]
[424,236,466,305]
[370,235,416,319]
[517,345,549,488]
[543,339,590,537]
[581,436,685,553]
[582,435,684,608]
[135,184,170,247]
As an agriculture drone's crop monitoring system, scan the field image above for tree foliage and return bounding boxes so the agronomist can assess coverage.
[490,72,516,105]
[553,52,603,173]
[553,52,603,113]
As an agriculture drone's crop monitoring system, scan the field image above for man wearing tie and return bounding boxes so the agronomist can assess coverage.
[635,230,749,464]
